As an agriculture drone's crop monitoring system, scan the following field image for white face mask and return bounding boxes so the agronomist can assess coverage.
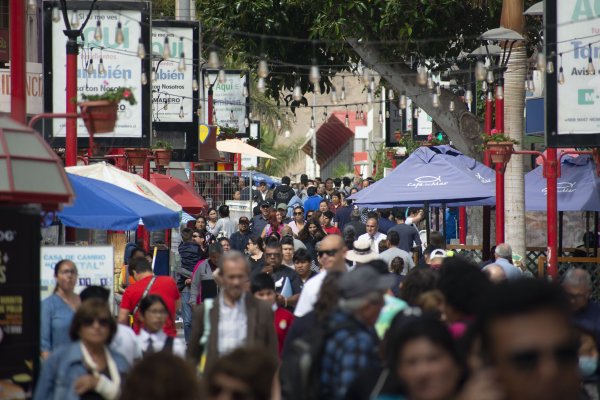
[579,356,598,377]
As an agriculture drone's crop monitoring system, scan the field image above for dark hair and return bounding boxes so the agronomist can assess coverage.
[206,347,277,400]
[301,174,308,185]
[120,352,201,400]
[251,272,275,293]
[139,294,171,320]
[298,220,326,241]
[79,285,110,302]
[342,177,351,186]
[390,257,405,275]
[208,242,224,256]
[265,240,282,253]
[400,267,439,306]
[392,207,406,220]
[323,210,334,220]
[314,271,343,321]
[293,205,304,214]
[380,208,391,218]
[282,176,291,185]
[387,230,400,246]
[129,257,152,274]
[293,248,312,263]
[207,207,217,217]
[267,232,281,244]
[369,260,390,275]
[217,237,230,246]
[70,299,116,343]
[333,177,341,187]
[196,215,206,224]
[248,235,264,252]
[54,259,75,277]
[438,257,491,316]
[193,229,206,238]
[307,186,317,196]
[476,279,572,358]
[130,247,146,259]
[218,204,230,217]
[280,236,294,247]
[319,199,329,207]
[181,227,194,242]
[407,207,420,216]
[423,245,436,257]
[429,231,445,249]
[367,211,379,220]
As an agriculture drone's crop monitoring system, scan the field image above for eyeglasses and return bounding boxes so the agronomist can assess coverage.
[294,212,304,216]
[505,343,578,372]
[192,235,200,238]
[58,269,77,275]
[81,317,111,327]
[265,252,282,258]
[318,248,341,257]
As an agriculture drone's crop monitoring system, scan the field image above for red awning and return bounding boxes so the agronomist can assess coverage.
[150,173,208,214]
[302,112,365,166]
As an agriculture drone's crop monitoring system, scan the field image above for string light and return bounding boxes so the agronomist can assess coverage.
[331,86,338,104]
[257,77,266,93]
[482,81,488,92]
[137,38,146,59]
[192,78,199,91]
[388,88,394,101]
[178,52,186,72]
[162,36,171,59]
[151,68,156,82]
[475,61,487,81]
[369,76,375,92]
[355,107,359,120]
[94,20,102,42]
[70,11,80,29]
[244,117,250,128]
[86,59,94,75]
[432,92,440,108]
[345,111,349,127]
[558,53,565,85]
[277,118,282,129]
[359,109,365,120]
[208,51,220,68]
[449,100,455,112]
[52,7,61,22]
[362,68,371,86]
[496,84,503,100]
[547,56,555,74]
[414,107,420,118]
[141,71,148,85]
[242,82,248,97]
[98,58,106,75]
[399,93,407,109]
[218,68,227,84]
[284,130,291,137]
[179,106,185,119]
[436,84,441,96]
[427,76,434,90]
[230,109,235,121]
[587,44,595,75]
[293,113,297,124]
[464,89,473,104]
[487,90,494,102]
[367,87,373,104]
[257,60,269,78]
[536,52,546,73]
[385,110,390,118]
[340,77,346,100]
[309,65,321,84]
[115,21,124,45]
[310,114,315,129]
[417,65,428,86]
[378,109,383,123]
[486,70,494,84]
[292,82,302,101]
[322,107,328,122]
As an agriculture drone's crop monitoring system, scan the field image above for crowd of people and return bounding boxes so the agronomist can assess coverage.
[35,174,600,400]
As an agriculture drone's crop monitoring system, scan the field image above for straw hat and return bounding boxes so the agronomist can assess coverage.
[346,238,379,263]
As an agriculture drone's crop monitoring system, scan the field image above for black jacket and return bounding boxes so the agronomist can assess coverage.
[272,185,295,206]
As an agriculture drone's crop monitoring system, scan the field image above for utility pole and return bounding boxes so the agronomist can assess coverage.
[10,0,26,124]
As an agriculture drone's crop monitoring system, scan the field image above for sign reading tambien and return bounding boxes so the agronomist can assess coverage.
[546,0,600,147]
[151,27,194,122]
[203,70,248,135]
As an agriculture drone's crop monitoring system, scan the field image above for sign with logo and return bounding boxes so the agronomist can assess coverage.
[0,62,43,115]
[546,0,600,146]
[203,70,249,136]
[407,176,448,188]
[43,1,151,147]
[542,181,577,195]
[40,246,114,305]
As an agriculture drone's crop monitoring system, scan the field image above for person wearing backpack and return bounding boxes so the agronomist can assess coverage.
[137,295,186,358]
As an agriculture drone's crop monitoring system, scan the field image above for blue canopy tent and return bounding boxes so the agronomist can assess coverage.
[239,171,281,188]
[525,155,600,211]
[350,146,496,207]
[58,174,180,231]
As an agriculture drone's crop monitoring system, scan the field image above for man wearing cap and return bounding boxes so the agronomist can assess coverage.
[358,217,387,253]
[251,202,271,236]
[277,203,292,224]
[230,216,251,252]
[294,235,347,317]
[213,204,237,238]
[319,266,392,400]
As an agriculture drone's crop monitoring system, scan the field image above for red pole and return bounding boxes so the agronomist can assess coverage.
[9,0,26,123]
[65,36,79,166]
[546,147,559,279]
[140,156,151,252]
[236,153,242,172]
[459,207,467,244]
[494,83,505,245]
[481,90,493,259]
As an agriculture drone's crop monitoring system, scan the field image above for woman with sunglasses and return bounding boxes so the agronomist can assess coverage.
[41,259,81,360]
[137,295,186,358]
[34,299,130,400]
[288,206,305,236]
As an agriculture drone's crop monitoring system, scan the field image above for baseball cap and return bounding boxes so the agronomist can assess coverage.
[239,217,249,224]
[260,201,270,208]
[338,266,395,299]
[277,203,288,211]
[430,249,447,260]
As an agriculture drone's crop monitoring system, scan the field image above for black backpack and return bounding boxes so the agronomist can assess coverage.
[280,321,355,400]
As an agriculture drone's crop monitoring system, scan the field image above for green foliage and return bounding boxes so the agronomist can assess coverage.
[151,140,173,150]
[81,87,137,105]
[481,133,519,144]
[258,126,302,176]
[332,162,353,178]
[373,143,393,181]
[396,134,421,155]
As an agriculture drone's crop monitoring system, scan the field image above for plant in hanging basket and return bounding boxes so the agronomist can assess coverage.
[124,148,149,167]
[151,140,173,167]
[79,87,136,134]
[481,133,518,164]
[246,138,260,148]
[218,126,238,140]
[80,87,137,105]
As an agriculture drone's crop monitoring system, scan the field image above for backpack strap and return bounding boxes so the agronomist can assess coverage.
[132,276,157,316]
[198,298,214,374]
[162,336,174,353]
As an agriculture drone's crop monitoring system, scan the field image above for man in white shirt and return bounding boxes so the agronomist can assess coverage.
[358,217,387,253]
[294,235,347,317]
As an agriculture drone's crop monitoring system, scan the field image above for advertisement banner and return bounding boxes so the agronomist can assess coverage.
[0,208,41,397]
[0,62,43,115]
[546,0,600,146]
[49,8,145,138]
[203,70,248,135]
[151,27,194,123]
[40,246,114,304]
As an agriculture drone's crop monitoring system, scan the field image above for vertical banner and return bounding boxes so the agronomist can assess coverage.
[546,0,600,147]
[203,70,249,136]
[0,208,41,398]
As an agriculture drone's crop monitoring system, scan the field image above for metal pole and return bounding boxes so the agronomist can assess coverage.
[482,88,493,259]
[484,90,493,134]
[546,147,558,279]
[494,81,505,245]
[458,207,467,244]
[65,31,79,167]
[312,92,317,178]
[10,0,26,123]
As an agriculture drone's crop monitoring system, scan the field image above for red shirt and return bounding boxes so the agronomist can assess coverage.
[324,226,342,235]
[274,307,294,356]
[120,275,180,337]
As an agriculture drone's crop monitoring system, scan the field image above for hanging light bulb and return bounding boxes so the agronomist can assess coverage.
[399,93,407,109]
[414,107,420,118]
[86,59,94,75]
[248,111,253,119]
[537,52,546,73]
[345,113,350,127]
[464,89,473,104]
[355,108,359,120]
[385,110,390,118]
[432,93,440,108]
[115,22,124,45]
[241,83,248,97]
[164,99,169,111]
[192,78,199,91]
[587,44,595,74]
[524,78,529,91]
[162,36,171,59]
[369,76,375,92]
[547,60,555,74]
[277,118,282,129]
[388,88,394,101]
[378,109,383,123]
[244,117,250,128]
[528,77,535,92]
[417,65,428,86]
[292,83,302,102]
[486,70,495,84]
[293,113,297,124]
[218,69,226,84]
[284,130,291,138]
[475,61,487,81]
[137,38,146,59]
[310,115,315,129]
[360,109,365,120]
[229,109,235,121]
[94,20,102,42]
[487,91,494,102]
[151,68,157,82]
[178,52,186,72]
[436,84,441,96]
[309,65,321,84]
[28,0,37,13]
[196,106,202,116]
[257,60,269,78]
[141,71,148,85]
[341,79,346,100]
[70,10,80,29]
[212,107,216,120]
[208,51,220,68]
[321,108,327,122]
[256,77,266,93]
[52,7,61,23]
[427,76,434,90]
[367,88,373,104]
[313,83,321,95]
[179,106,185,119]
[98,58,105,75]
[331,86,338,104]
[449,100,455,112]
[558,66,565,85]
[482,81,488,92]
[496,84,504,100]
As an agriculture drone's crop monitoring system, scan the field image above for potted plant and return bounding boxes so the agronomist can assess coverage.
[151,140,173,167]
[481,132,518,164]
[79,87,137,134]
[218,126,238,140]
[124,148,149,167]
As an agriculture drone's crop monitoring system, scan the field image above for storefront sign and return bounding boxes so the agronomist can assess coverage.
[0,62,43,115]
[203,70,248,135]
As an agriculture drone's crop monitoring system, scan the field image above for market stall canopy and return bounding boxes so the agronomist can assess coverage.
[216,139,277,159]
[149,173,207,214]
[239,171,281,188]
[58,174,180,230]
[526,155,600,211]
[349,146,496,207]
[66,162,182,212]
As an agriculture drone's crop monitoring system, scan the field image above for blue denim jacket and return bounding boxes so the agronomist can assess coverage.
[41,294,75,353]
[34,341,130,400]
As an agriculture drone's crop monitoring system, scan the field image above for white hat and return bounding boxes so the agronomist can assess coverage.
[346,238,379,263]
[430,249,447,260]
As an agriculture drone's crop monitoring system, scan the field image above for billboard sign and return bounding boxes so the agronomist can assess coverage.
[203,70,249,136]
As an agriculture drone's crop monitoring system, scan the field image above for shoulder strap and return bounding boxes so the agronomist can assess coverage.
[199,298,214,347]
[132,276,157,316]
[162,336,174,353]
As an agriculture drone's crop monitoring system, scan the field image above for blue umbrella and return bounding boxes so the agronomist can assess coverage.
[350,146,496,207]
[525,155,600,211]
[239,171,281,188]
[58,174,180,230]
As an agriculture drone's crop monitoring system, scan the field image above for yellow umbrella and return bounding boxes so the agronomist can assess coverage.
[216,139,277,159]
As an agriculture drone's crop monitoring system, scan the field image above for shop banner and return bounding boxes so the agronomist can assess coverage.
[203,70,248,135]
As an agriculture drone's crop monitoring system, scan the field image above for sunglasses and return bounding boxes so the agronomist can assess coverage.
[318,248,340,257]
[265,252,281,258]
[81,317,111,327]
[506,343,578,371]
[294,212,304,216]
